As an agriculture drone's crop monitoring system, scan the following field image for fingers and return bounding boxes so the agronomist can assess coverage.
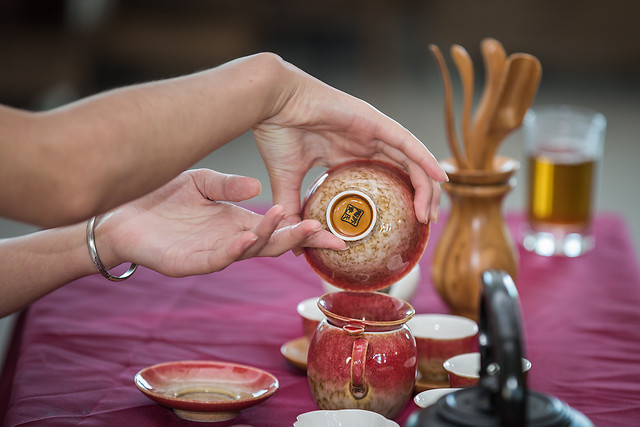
[269,181,305,228]
[192,168,262,202]
[197,203,344,273]
[265,220,347,257]
[371,113,449,184]
[200,205,282,272]
[429,181,442,224]
[240,210,348,259]
[241,204,286,258]
[404,161,433,224]
[295,224,348,251]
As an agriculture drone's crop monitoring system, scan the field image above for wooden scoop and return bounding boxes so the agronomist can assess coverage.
[429,44,468,169]
[468,38,506,169]
[481,53,542,169]
[450,44,475,170]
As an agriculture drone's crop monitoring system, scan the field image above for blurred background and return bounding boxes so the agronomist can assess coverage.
[1,0,639,364]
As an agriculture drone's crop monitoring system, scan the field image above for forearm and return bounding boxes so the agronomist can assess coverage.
[0,52,293,227]
[0,222,101,317]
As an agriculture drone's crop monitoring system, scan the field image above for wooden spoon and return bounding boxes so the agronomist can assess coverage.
[469,38,507,169]
[450,44,475,170]
[429,44,468,169]
[481,53,542,169]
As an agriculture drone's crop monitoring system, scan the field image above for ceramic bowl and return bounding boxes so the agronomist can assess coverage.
[134,360,279,422]
[294,409,400,427]
[321,264,421,303]
[302,160,430,292]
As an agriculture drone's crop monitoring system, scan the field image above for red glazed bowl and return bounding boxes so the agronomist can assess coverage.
[302,160,430,292]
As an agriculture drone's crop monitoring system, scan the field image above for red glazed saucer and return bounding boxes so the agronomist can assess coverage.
[134,360,279,422]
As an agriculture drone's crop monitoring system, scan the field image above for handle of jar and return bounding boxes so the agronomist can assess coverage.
[349,336,369,399]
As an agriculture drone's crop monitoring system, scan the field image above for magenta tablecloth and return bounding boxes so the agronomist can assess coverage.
[2,211,640,426]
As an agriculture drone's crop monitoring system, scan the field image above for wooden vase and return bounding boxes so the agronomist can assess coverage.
[431,157,520,321]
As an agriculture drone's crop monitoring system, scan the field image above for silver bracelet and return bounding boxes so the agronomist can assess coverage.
[86,215,138,281]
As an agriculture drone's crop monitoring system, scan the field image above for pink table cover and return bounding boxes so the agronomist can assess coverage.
[2,210,640,426]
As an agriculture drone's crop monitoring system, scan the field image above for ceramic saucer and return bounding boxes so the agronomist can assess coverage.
[280,336,309,370]
[414,375,450,394]
[134,360,279,422]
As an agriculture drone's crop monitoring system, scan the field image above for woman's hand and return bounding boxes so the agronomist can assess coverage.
[253,58,448,228]
[99,169,346,277]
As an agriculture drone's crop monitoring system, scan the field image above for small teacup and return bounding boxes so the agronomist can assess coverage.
[322,264,421,303]
[407,314,478,382]
[443,352,532,388]
[296,297,324,339]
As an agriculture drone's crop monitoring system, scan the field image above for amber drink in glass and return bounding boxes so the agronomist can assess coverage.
[523,105,606,257]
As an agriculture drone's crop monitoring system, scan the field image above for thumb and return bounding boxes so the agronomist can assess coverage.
[270,178,305,227]
[191,168,262,202]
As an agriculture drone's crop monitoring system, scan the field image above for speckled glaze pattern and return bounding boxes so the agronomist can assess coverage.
[306,292,417,419]
[302,160,430,292]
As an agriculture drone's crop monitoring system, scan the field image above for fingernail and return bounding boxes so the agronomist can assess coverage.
[431,205,440,224]
[438,163,449,182]
[243,235,259,250]
[274,205,286,220]
[310,221,323,233]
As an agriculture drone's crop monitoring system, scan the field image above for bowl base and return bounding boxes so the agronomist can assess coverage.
[173,409,238,422]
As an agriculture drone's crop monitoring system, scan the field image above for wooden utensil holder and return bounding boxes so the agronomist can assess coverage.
[431,157,519,321]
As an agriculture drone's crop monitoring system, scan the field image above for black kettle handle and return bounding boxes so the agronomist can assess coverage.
[479,270,526,427]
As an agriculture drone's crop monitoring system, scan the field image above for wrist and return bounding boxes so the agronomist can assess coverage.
[91,213,123,270]
[245,52,300,121]
[87,213,138,281]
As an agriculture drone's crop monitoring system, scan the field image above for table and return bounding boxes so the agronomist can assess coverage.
[2,210,640,426]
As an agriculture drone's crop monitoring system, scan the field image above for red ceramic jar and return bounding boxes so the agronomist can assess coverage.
[306,291,417,419]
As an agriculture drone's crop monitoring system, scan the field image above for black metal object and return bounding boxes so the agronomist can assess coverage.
[406,270,593,427]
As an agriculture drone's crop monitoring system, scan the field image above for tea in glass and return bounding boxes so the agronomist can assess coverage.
[522,105,606,257]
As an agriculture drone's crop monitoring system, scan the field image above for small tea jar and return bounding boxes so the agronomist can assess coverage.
[307,291,417,419]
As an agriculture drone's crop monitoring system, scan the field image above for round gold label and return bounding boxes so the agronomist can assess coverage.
[329,194,374,239]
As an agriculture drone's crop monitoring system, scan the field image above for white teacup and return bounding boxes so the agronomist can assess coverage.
[321,264,421,303]
[414,388,461,408]
[443,352,532,388]
[296,297,324,339]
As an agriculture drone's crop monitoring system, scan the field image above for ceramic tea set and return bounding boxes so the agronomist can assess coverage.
[132,158,593,426]
[297,159,593,425]
[134,37,591,425]
[301,159,427,419]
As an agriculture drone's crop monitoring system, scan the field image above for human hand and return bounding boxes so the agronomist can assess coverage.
[98,169,345,276]
[252,58,448,228]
